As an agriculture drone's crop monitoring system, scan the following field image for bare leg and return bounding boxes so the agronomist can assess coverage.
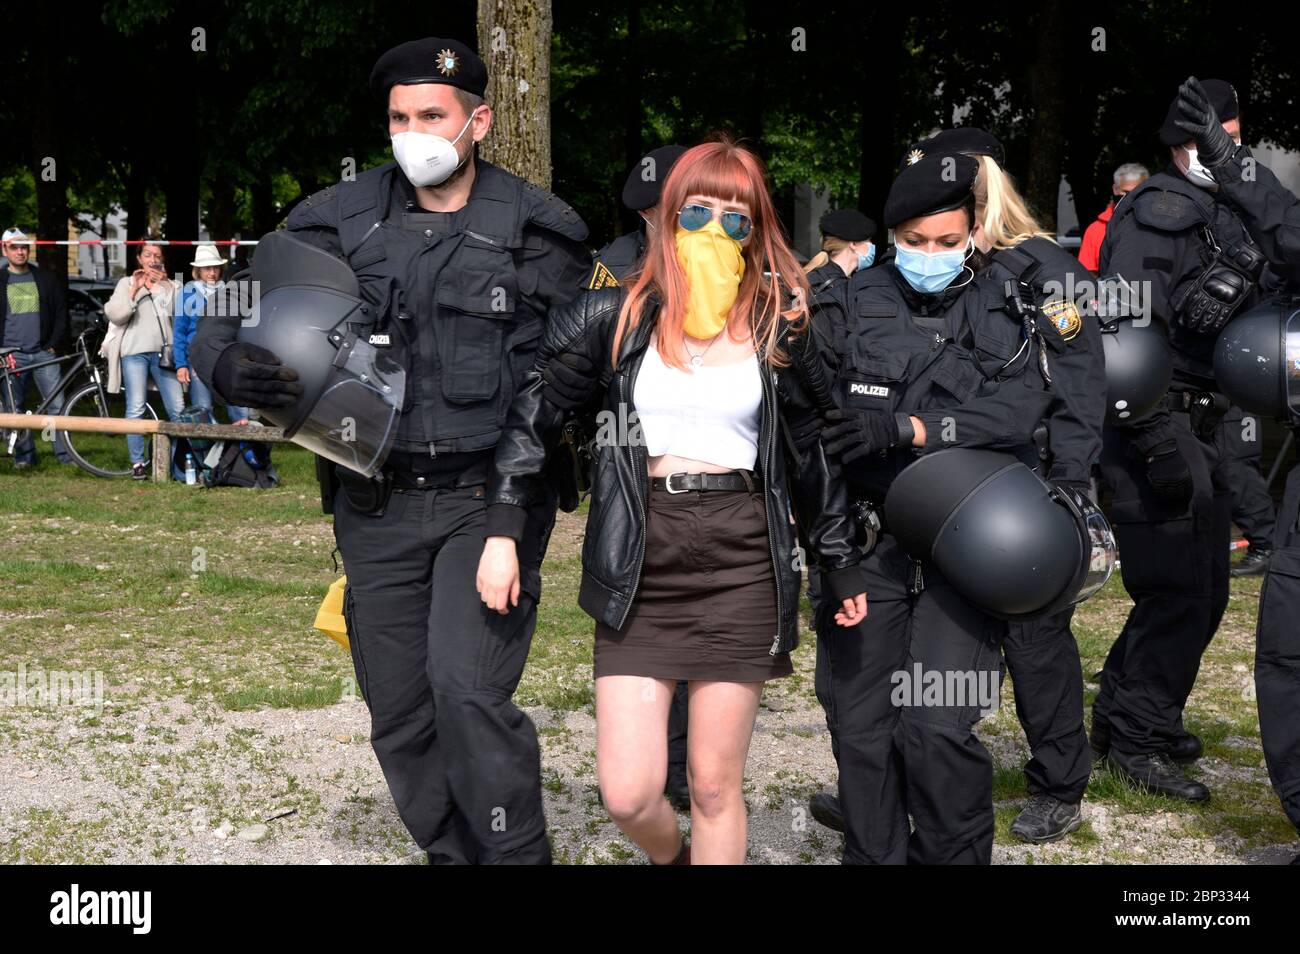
[686,680,763,864]
[596,675,683,863]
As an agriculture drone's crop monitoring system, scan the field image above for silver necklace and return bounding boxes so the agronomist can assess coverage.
[683,331,723,368]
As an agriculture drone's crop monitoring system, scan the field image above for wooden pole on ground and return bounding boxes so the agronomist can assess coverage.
[0,413,288,483]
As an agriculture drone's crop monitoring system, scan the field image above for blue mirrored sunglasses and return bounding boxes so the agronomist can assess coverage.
[677,203,753,241]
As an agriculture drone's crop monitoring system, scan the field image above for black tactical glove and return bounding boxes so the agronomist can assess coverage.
[821,408,900,464]
[1143,439,1194,505]
[1188,390,1230,440]
[211,342,304,409]
[1051,477,1095,504]
[1173,76,1237,167]
[787,407,828,455]
[540,350,599,410]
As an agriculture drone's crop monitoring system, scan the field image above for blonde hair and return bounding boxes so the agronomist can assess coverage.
[972,154,1053,250]
[802,235,850,273]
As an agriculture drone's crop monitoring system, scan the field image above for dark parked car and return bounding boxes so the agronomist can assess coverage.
[66,280,115,335]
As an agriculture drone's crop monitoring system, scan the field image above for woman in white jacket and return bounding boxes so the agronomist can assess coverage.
[103,239,185,479]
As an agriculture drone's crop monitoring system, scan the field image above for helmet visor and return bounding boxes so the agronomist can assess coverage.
[1286,308,1300,418]
[289,337,406,478]
[1054,486,1117,604]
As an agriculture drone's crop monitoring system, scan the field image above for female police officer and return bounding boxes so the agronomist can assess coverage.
[815,153,1056,864]
[953,130,1106,843]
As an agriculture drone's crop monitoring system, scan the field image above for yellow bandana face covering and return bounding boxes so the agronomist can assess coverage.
[675,220,745,338]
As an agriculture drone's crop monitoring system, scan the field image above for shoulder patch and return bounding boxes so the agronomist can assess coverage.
[587,260,621,290]
[1132,189,1205,232]
[1040,298,1082,341]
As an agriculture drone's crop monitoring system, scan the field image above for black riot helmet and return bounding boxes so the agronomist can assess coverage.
[1213,299,1300,426]
[236,231,406,477]
[1091,275,1173,423]
[883,449,1116,620]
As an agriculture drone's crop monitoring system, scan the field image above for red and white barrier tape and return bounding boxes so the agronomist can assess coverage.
[11,239,259,246]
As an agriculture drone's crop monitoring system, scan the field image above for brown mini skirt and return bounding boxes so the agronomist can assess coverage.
[594,484,793,683]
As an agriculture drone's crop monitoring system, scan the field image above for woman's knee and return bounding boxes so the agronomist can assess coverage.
[599,775,663,825]
[686,762,741,818]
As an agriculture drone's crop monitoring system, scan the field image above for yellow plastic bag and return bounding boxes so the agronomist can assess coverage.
[314,576,350,651]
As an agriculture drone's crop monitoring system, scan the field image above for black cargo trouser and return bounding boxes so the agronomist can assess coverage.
[817,558,1004,865]
[1216,407,1277,549]
[1095,412,1231,755]
[1003,607,1092,803]
[1257,458,1300,833]
[666,681,688,784]
[334,482,553,864]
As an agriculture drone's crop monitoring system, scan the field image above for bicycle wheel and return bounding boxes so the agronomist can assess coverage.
[59,383,160,478]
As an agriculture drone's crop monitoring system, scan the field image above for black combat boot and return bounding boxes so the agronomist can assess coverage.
[1106,748,1210,802]
[1165,731,1203,764]
[1089,716,1111,759]
[1231,546,1271,577]
[809,792,845,832]
[1010,794,1084,843]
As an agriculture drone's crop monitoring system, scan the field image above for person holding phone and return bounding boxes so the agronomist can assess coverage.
[104,237,185,479]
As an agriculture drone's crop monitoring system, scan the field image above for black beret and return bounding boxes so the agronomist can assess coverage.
[1159,78,1240,146]
[370,37,488,102]
[900,127,1005,171]
[819,209,876,241]
[621,145,687,211]
[883,153,979,229]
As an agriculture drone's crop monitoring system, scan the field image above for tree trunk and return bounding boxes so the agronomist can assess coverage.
[858,8,905,245]
[29,21,69,294]
[209,184,237,269]
[124,160,148,251]
[477,0,553,188]
[619,0,643,236]
[250,180,276,240]
[1024,0,1067,232]
[161,47,201,277]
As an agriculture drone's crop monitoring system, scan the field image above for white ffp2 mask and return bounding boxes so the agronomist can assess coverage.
[391,108,480,187]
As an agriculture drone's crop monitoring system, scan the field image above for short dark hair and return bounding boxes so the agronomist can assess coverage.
[452,88,485,117]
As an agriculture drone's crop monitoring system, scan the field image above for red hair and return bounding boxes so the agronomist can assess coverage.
[611,137,810,370]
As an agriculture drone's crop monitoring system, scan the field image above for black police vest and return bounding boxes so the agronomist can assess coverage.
[1107,171,1276,382]
[333,163,550,453]
[837,267,1037,500]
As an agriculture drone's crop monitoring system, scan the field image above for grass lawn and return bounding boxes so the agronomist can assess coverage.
[0,444,1294,864]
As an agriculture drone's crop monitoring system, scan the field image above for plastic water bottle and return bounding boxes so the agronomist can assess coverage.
[185,453,197,485]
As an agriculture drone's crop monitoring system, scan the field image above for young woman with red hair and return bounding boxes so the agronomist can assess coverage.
[478,139,867,864]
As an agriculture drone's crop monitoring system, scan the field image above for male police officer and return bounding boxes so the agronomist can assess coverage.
[191,37,591,863]
[1096,77,1300,801]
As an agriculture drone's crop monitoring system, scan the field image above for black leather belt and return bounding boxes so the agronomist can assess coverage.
[389,472,484,494]
[650,470,762,493]
[383,448,491,492]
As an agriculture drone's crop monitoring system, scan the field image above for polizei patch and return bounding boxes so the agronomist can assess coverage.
[368,333,391,346]
[849,382,891,398]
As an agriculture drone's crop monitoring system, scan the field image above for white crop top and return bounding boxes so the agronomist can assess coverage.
[632,340,763,470]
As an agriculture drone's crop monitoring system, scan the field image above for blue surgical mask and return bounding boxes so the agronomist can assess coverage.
[894,238,972,293]
[857,243,876,271]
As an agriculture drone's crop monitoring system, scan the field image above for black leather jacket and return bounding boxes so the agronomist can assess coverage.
[487,287,865,655]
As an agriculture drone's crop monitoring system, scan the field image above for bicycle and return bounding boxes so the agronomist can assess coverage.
[1,317,160,478]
